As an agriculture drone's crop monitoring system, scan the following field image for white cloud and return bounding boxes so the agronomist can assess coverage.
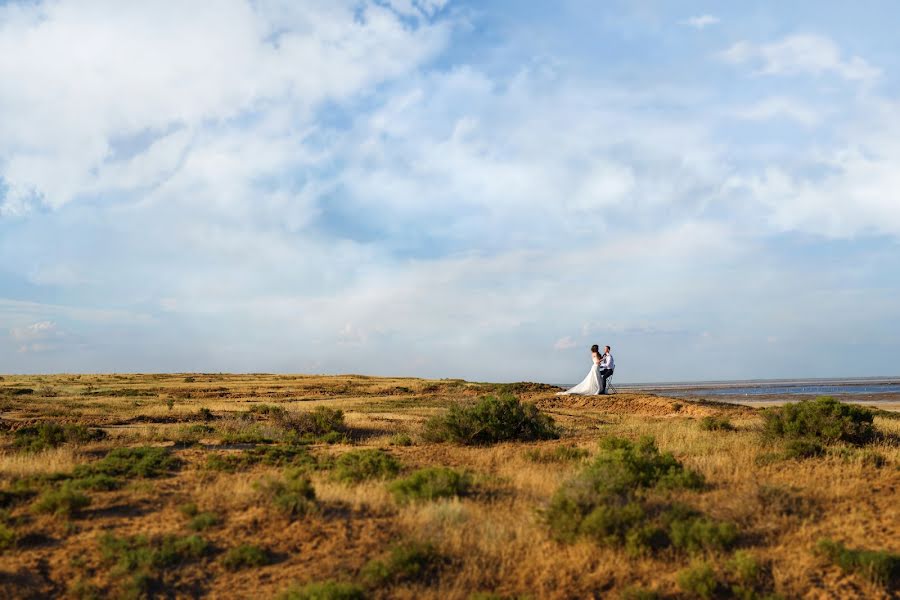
[721,34,880,82]
[680,15,719,30]
[9,320,62,352]
[553,336,577,350]
[0,0,451,216]
[732,97,821,126]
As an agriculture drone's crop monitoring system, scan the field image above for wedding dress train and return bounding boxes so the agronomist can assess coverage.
[556,362,602,395]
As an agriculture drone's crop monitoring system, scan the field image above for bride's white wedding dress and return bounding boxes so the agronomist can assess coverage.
[556,359,602,395]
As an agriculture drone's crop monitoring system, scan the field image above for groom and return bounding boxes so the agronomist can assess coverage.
[599,345,614,394]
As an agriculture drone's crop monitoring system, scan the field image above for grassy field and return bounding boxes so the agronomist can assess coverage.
[0,373,898,599]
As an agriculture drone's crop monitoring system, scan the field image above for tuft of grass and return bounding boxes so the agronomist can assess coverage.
[762,396,876,445]
[189,512,220,531]
[524,444,589,463]
[256,469,317,518]
[389,467,473,503]
[277,581,365,600]
[389,433,413,447]
[332,449,401,484]
[31,483,91,518]
[816,538,900,589]
[0,523,17,551]
[677,562,720,599]
[620,587,661,600]
[699,416,735,432]
[222,544,271,571]
[361,541,444,586]
[248,404,287,418]
[13,423,107,452]
[422,394,559,445]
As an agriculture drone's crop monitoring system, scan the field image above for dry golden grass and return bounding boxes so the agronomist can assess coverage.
[0,373,898,599]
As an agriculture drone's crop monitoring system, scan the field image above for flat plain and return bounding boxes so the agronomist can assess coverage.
[0,373,898,599]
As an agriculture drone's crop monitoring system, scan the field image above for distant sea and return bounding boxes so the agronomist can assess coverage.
[552,377,900,402]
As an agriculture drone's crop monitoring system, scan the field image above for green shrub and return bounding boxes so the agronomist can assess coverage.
[817,538,900,588]
[206,444,317,473]
[524,445,589,463]
[389,433,413,447]
[332,449,401,484]
[781,439,825,460]
[762,397,875,445]
[0,523,16,551]
[31,484,90,518]
[278,407,347,441]
[620,587,661,600]
[544,438,714,553]
[69,473,122,491]
[699,416,735,432]
[13,423,107,452]
[277,581,365,600]
[249,404,287,418]
[677,562,720,599]
[198,407,214,421]
[99,533,208,596]
[222,544,271,570]
[189,512,220,531]
[422,394,559,445]
[389,467,473,503]
[257,469,317,518]
[73,446,178,480]
[361,541,443,586]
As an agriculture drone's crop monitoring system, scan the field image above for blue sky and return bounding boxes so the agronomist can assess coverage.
[1,0,899,383]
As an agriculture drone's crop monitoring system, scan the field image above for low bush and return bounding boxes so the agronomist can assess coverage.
[206,444,317,473]
[222,544,271,570]
[762,397,875,445]
[189,512,219,531]
[99,533,208,597]
[620,587,660,600]
[277,581,365,600]
[422,394,559,445]
[389,467,473,503]
[524,445,589,463]
[13,423,106,452]
[31,484,90,518]
[332,449,401,484]
[361,541,444,586]
[248,404,287,418]
[817,538,900,589]
[73,446,179,481]
[256,469,317,518]
[677,562,720,599]
[699,416,735,432]
[544,437,720,555]
[277,407,347,442]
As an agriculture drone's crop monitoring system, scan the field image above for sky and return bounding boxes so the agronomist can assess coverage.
[1,0,899,383]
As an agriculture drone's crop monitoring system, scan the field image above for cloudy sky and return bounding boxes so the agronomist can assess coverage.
[2,1,899,383]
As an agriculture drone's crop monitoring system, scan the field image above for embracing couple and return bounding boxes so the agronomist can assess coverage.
[557,344,615,396]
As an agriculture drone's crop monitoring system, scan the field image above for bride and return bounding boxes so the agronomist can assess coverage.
[556,344,602,395]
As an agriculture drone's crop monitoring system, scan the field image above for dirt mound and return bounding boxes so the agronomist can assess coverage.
[536,393,756,418]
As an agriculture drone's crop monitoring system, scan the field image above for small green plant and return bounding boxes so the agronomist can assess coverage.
[277,581,365,600]
[389,433,413,446]
[165,397,175,411]
[677,562,720,599]
[422,394,559,445]
[332,449,401,483]
[222,544,271,570]
[189,512,219,531]
[762,397,876,445]
[816,538,900,589]
[699,416,735,432]
[361,541,444,586]
[782,439,825,460]
[524,445,589,463]
[257,469,317,518]
[666,509,739,554]
[75,446,179,481]
[198,407,214,421]
[620,587,661,600]
[389,467,473,503]
[249,404,287,418]
[31,484,91,518]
